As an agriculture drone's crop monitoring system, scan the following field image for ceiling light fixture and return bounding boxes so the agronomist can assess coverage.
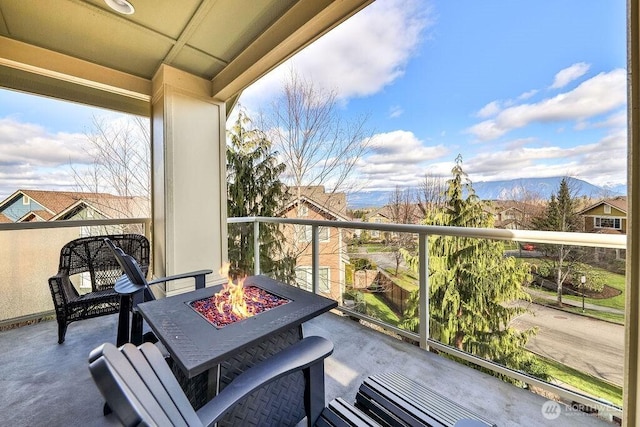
[105,0,135,15]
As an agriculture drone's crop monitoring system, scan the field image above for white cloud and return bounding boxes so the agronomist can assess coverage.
[592,110,627,129]
[0,118,92,167]
[476,101,502,119]
[351,130,449,190]
[0,114,146,200]
[467,68,626,141]
[388,105,404,118]
[518,89,538,100]
[464,128,627,186]
[550,62,591,89]
[367,130,447,164]
[240,0,432,108]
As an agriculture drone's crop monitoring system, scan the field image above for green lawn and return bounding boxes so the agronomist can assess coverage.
[362,293,401,325]
[529,293,625,324]
[535,355,623,407]
[525,259,626,312]
[531,289,624,325]
[348,243,394,254]
[364,244,393,253]
[382,267,418,292]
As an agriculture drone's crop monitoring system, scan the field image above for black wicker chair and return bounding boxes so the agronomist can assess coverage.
[48,234,150,344]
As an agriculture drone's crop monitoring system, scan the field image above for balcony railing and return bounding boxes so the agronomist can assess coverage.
[229,216,627,420]
[0,216,626,420]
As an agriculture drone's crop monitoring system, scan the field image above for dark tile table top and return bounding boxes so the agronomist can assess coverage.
[137,275,337,377]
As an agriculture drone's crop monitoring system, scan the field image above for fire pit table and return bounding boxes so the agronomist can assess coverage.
[137,275,337,426]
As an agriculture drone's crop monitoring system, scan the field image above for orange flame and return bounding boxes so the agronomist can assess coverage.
[217,263,251,319]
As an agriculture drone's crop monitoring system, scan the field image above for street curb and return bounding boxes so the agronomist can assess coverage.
[526,295,624,326]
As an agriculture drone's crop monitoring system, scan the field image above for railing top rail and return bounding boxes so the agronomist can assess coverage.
[228,216,627,249]
[0,217,151,231]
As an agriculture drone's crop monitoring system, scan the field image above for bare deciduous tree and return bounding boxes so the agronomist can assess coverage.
[261,69,372,215]
[416,173,447,220]
[497,180,544,229]
[387,186,416,276]
[71,115,150,219]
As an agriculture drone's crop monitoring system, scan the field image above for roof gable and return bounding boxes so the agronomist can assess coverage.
[579,197,627,215]
[280,196,349,221]
[0,189,150,222]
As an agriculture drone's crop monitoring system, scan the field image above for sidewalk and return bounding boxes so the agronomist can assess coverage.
[526,287,624,316]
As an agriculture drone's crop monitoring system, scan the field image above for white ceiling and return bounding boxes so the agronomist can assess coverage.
[0,0,372,114]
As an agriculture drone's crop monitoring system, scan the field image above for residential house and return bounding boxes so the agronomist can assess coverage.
[280,186,349,303]
[579,196,627,234]
[578,196,627,262]
[0,189,149,223]
[365,204,423,240]
[0,189,149,237]
[365,207,390,239]
[489,200,544,230]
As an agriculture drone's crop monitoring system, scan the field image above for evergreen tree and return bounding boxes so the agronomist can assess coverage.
[401,156,545,382]
[531,177,582,306]
[227,110,294,281]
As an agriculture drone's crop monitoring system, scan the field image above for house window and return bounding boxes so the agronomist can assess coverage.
[299,205,309,217]
[22,195,29,205]
[604,205,612,214]
[295,267,330,293]
[594,217,621,229]
[295,225,329,242]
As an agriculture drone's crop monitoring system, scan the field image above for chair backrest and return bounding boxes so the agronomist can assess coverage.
[104,238,148,288]
[89,342,202,427]
[58,234,150,291]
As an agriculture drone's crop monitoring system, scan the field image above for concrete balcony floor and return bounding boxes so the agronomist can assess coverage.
[0,312,614,426]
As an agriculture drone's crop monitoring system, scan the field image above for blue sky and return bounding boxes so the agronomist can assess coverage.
[0,0,628,199]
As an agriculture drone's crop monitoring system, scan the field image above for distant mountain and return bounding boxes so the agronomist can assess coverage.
[347,190,395,210]
[347,177,625,210]
[472,177,624,201]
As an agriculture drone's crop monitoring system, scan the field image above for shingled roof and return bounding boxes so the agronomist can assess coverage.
[0,189,149,222]
[578,196,628,215]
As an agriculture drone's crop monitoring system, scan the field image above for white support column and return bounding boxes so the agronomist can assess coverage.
[151,65,228,295]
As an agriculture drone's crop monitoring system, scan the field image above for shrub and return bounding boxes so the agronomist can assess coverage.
[345,263,354,286]
[350,257,377,271]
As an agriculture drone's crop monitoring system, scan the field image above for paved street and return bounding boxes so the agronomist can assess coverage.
[350,249,404,271]
[510,302,624,387]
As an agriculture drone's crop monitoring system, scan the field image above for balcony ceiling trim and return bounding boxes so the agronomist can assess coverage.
[0,0,373,111]
[0,36,151,101]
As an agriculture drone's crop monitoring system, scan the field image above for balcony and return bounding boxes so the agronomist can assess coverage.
[0,310,617,426]
[0,217,625,425]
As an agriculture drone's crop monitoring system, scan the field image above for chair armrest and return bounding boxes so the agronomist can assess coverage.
[196,336,334,427]
[48,273,79,304]
[147,269,213,289]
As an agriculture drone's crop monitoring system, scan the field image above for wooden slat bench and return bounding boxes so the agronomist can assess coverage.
[317,398,381,427]
[354,372,497,427]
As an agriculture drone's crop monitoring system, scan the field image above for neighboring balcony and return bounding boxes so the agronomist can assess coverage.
[0,217,627,426]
